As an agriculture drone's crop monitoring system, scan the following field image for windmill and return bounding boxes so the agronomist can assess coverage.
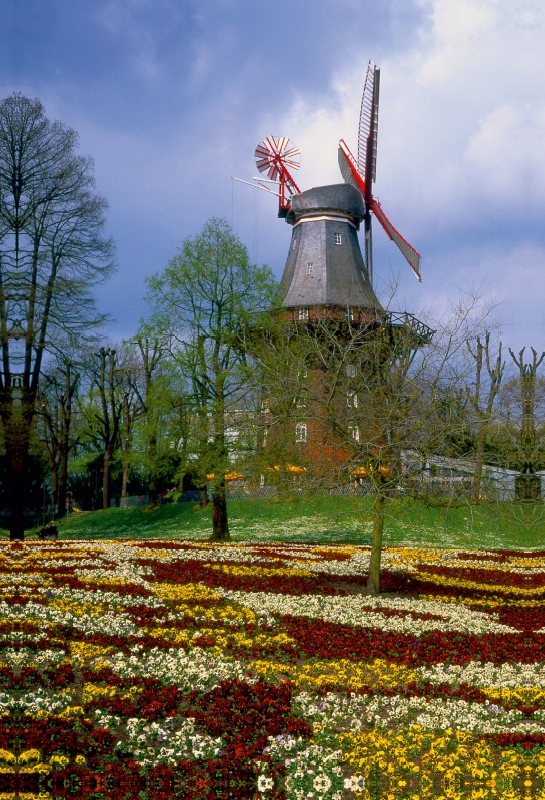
[338,61,422,283]
[233,136,302,217]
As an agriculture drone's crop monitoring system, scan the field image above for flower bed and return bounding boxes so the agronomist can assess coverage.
[1,540,545,799]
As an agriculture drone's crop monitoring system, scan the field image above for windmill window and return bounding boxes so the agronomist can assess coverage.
[295,422,307,442]
[346,365,357,378]
[345,307,354,321]
[334,233,342,245]
[292,238,297,250]
[306,262,313,274]
[349,423,360,442]
[347,390,358,408]
[299,307,309,320]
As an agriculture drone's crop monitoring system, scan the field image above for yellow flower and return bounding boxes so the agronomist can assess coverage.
[90,659,113,672]
[249,657,416,693]
[121,685,143,701]
[58,706,85,718]
[0,750,15,765]
[82,684,117,704]
[152,583,221,602]
[70,642,113,660]
[49,599,106,617]
[18,750,42,764]
[49,754,70,770]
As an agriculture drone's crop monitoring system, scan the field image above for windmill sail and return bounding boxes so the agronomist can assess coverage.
[338,140,365,194]
[358,61,379,189]
[371,200,422,281]
[338,60,422,282]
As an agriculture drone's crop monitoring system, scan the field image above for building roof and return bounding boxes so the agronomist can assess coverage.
[288,183,365,222]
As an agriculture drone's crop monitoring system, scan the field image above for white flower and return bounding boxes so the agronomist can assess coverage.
[257,775,274,791]
[344,775,365,792]
[313,773,332,792]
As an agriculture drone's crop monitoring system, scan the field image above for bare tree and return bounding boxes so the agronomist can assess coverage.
[38,357,81,515]
[509,347,545,500]
[38,395,61,507]
[257,291,498,593]
[84,347,125,510]
[467,333,505,502]
[0,94,115,538]
[126,335,170,507]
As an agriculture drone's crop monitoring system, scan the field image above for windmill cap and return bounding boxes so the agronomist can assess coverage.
[290,183,365,221]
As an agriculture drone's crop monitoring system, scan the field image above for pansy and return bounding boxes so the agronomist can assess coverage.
[1,539,545,798]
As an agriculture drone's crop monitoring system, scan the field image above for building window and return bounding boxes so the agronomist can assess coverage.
[299,307,309,320]
[334,233,342,245]
[347,390,358,408]
[349,423,360,442]
[345,307,354,321]
[306,262,313,274]
[295,422,307,442]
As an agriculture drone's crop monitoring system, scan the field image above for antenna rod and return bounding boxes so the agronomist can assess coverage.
[231,177,280,197]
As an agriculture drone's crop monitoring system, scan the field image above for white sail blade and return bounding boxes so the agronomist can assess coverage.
[371,199,422,280]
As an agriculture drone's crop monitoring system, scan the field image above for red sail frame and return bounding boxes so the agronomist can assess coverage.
[338,139,422,281]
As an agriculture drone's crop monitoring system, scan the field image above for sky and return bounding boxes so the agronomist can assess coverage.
[2,0,545,351]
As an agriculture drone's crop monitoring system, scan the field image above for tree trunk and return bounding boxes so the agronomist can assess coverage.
[5,399,33,540]
[147,435,158,507]
[121,463,129,500]
[366,490,385,594]
[471,421,487,503]
[210,480,230,541]
[57,451,68,516]
[9,459,25,541]
[199,486,209,508]
[50,462,59,508]
[102,448,112,510]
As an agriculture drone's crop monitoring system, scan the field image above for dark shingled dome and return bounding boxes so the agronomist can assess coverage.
[290,183,365,221]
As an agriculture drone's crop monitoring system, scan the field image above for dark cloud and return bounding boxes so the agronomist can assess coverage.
[0,0,542,351]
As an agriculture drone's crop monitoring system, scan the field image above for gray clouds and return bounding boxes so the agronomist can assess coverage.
[1,0,543,347]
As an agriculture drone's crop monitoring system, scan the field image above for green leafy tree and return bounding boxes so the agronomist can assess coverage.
[145,218,276,540]
[123,335,173,506]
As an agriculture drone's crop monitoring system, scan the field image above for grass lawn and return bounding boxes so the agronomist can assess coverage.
[17,494,545,549]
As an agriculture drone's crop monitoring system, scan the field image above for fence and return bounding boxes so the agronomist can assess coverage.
[118,483,374,505]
